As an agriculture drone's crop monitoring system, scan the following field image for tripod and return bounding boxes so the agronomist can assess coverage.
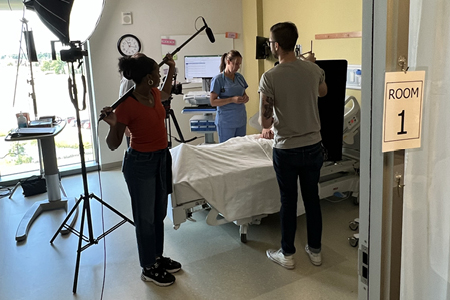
[161,71,196,148]
[50,43,134,294]
[162,96,197,149]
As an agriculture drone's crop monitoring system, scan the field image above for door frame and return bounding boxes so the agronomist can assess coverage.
[360,0,409,299]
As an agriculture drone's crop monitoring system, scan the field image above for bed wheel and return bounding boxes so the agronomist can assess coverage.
[348,235,359,247]
[240,233,247,243]
[239,224,248,243]
[349,221,359,231]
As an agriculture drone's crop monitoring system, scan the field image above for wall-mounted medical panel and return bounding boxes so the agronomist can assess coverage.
[347,65,362,90]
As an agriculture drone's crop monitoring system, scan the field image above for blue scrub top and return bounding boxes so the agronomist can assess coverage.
[210,72,248,128]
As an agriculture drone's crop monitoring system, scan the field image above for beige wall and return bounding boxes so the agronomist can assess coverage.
[89,0,244,166]
[91,0,362,164]
[242,0,363,134]
[242,0,264,134]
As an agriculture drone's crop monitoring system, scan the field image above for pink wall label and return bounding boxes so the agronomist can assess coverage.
[161,39,176,45]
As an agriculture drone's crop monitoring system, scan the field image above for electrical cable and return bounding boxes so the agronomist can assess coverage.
[323,191,353,203]
[65,58,107,299]
[95,118,107,300]
[0,187,12,198]
[194,16,202,31]
[69,57,107,298]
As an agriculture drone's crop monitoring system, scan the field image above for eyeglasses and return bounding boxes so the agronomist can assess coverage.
[266,40,277,46]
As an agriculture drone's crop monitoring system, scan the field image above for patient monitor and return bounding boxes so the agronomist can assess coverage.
[182,91,217,144]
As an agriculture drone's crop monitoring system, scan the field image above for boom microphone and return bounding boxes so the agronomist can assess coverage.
[98,86,134,121]
[202,17,215,43]
[158,17,215,67]
[100,17,216,121]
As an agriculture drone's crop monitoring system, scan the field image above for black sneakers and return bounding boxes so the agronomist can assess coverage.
[141,263,175,287]
[157,256,182,273]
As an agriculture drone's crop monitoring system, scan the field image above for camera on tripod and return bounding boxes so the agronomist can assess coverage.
[168,70,182,95]
[172,82,182,95]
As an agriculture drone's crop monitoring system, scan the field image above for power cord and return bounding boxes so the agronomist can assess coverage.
[0,186,12,198]
[324,191,353,203]
[95,120,107,300]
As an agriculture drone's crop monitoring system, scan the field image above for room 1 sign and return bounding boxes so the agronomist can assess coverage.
[382,70,425,152]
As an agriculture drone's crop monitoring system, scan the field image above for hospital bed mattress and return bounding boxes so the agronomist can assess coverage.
[170,135,304,222]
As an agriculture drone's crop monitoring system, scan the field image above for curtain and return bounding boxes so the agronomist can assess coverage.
[401,0,450,299]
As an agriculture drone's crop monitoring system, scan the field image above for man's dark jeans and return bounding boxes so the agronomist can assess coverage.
[273,142,323,255]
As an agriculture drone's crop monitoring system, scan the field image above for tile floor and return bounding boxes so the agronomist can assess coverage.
[0,169,359,300]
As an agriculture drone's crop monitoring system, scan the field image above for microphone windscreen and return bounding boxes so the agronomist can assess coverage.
[206,27,215,43]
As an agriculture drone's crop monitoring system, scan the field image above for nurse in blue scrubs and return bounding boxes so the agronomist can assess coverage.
[210,50,249,143]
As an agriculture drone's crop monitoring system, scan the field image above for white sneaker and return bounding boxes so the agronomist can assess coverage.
[305,245,322,266]
[266,249,295,269]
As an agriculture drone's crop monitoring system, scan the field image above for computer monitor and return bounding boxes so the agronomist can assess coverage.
[184,55,221,82]
[315,59,348,162]
[256,36,269,59]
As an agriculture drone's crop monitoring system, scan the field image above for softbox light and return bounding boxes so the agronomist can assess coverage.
[23,0,104,45]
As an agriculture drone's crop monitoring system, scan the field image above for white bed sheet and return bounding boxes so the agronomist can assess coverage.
[170,135,305,222]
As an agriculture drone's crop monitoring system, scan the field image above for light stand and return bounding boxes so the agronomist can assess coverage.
[22,18,39,120]
[49,42,134,294]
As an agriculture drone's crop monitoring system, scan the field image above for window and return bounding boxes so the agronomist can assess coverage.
[0,10,96,181]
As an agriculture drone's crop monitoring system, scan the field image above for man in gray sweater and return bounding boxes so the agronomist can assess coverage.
[259,22,327,269]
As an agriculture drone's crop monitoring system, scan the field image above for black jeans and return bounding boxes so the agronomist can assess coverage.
[122,147,171,268]
[273,142,323,255]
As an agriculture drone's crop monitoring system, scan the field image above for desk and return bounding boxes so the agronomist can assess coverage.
[5,122,77,241]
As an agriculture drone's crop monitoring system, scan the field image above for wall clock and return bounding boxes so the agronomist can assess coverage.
[117,34,141,56]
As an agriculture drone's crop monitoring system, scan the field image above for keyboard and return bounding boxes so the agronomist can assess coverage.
[17,127,56,134]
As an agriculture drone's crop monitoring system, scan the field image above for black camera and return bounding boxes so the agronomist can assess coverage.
[54,41,88,62]
[172,82,182,95]
[60,48,87,62]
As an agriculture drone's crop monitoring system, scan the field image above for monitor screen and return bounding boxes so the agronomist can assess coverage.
[256,36,269,59]
[184,55,221,81]
[315,59,348,162]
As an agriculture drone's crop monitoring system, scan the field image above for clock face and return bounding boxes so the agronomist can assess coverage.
[117,34,141,56]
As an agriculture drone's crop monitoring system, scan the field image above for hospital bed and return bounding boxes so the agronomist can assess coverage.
[168,95,360,243]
